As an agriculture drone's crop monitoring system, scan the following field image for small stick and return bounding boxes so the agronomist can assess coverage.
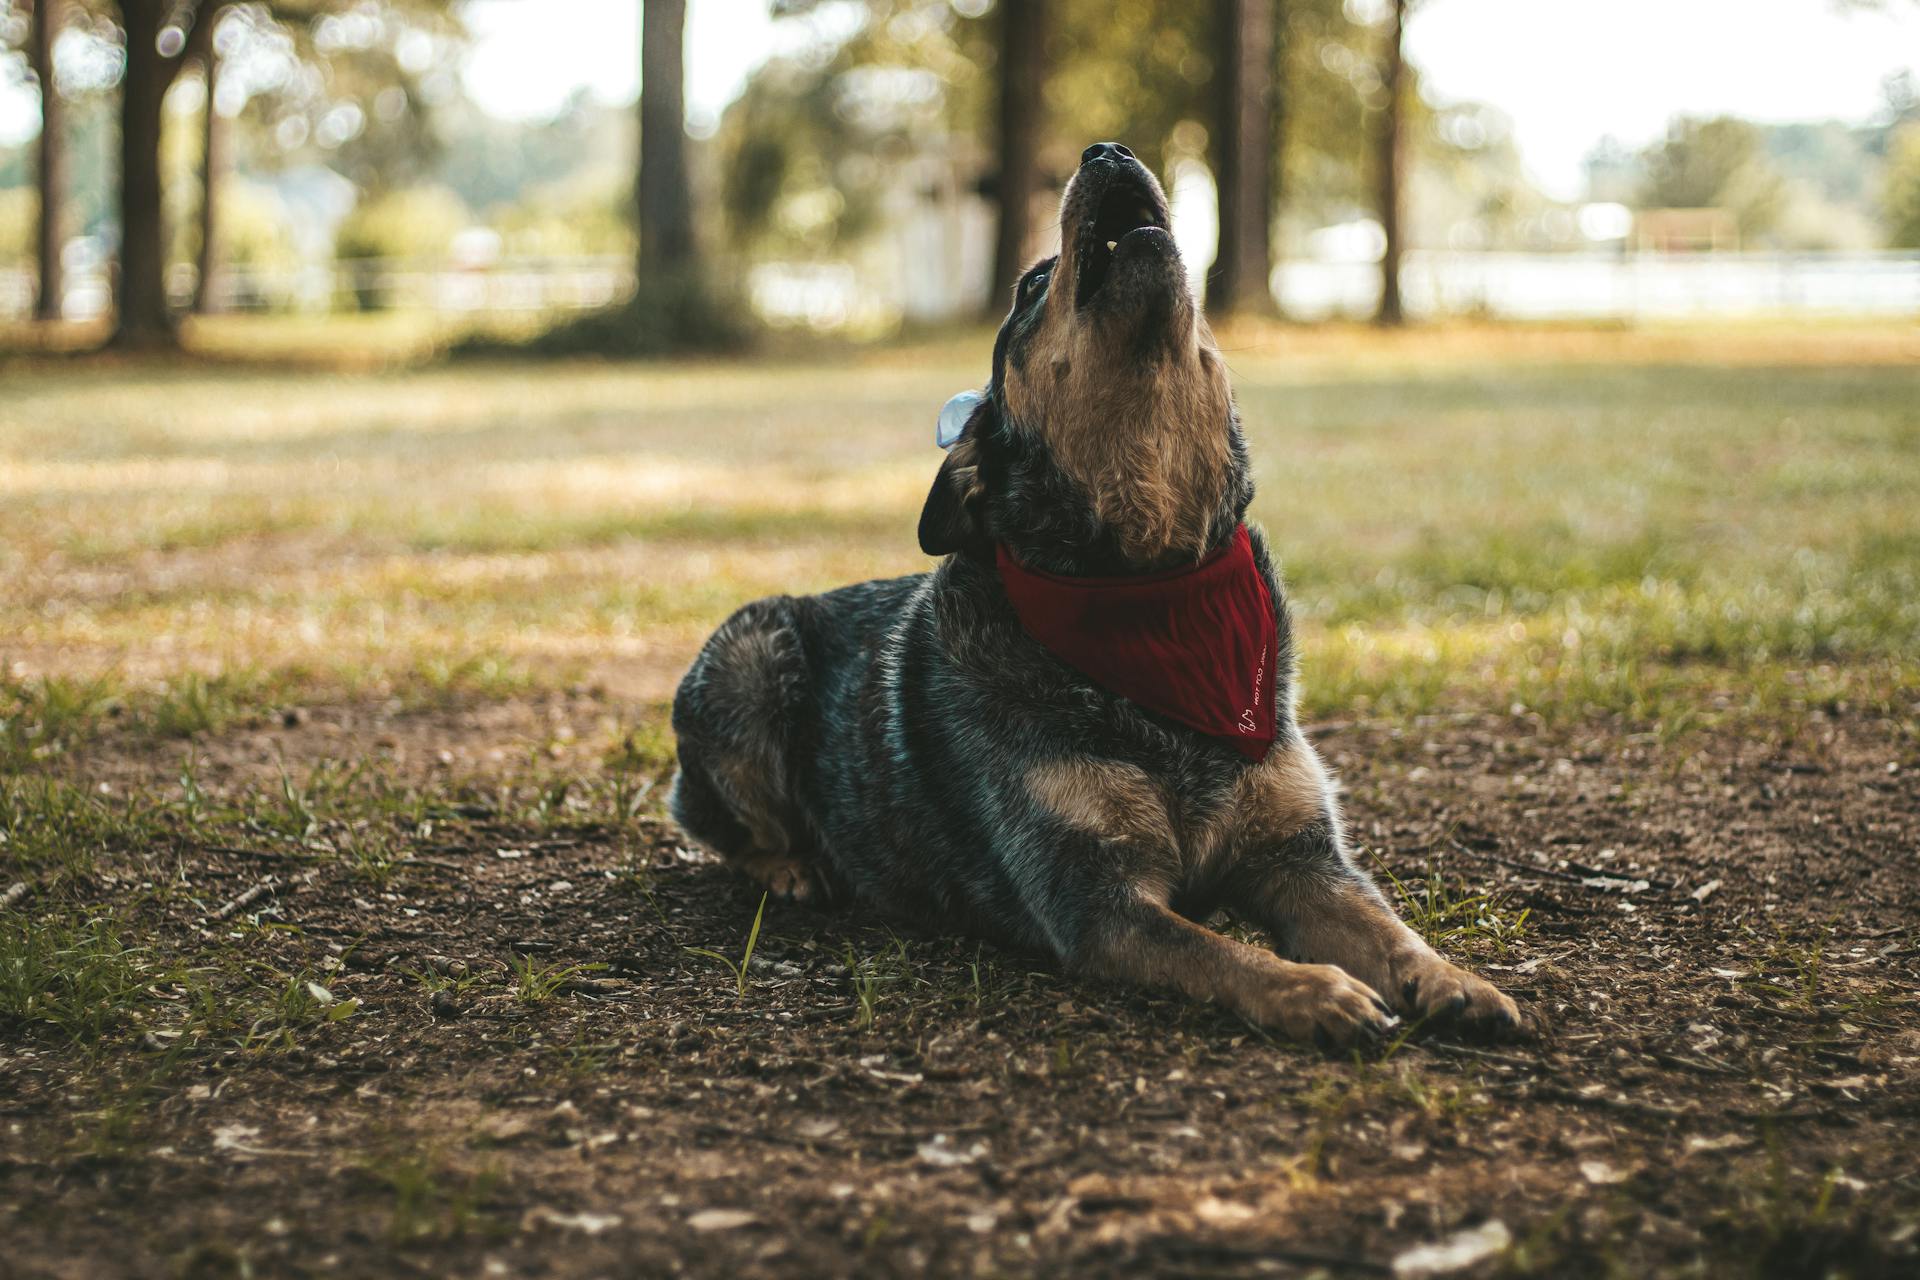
[1421,1038,1546,1071]
[1447,838,1669,895]
[1558,856,1675,891]
[207,877,278,922]
[397,857,468,873]
[1525,1081,1693,1121]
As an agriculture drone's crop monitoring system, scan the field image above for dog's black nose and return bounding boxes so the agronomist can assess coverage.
[1080,142,1133,167]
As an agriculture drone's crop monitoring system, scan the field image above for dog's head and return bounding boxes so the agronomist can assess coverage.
[920,143,1246,575]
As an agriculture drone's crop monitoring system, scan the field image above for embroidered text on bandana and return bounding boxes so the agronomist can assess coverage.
[995,525,1278,761]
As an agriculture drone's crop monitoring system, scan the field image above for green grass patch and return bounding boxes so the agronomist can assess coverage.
[2,335,1916,739]
[0,912,164,1045]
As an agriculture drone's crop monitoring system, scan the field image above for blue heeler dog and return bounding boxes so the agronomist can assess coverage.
[670,143,1522,1049]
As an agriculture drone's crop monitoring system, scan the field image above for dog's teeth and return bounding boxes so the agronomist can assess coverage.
[1106,240,1117,251]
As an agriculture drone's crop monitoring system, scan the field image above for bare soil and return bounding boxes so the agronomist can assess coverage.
[3,697,1917,1279]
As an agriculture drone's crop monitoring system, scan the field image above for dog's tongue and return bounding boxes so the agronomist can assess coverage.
[936,390,983,449]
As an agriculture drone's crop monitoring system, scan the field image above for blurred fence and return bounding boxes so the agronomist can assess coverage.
[1279,250,1920,321]
[5,250,1920,326]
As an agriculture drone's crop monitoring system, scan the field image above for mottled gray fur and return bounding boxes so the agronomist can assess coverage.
[671,146,1522,1046]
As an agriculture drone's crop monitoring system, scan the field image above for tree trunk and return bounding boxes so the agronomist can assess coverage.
[1208,0,1279,316]
[28,0,64,322]
[1374,0,1406,327]
[988,0,1046,312]
[192,8,226,314]
[637,0,694,279]
[111,0,179,350]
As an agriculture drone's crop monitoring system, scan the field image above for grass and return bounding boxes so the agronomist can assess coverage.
[0,320,1908,1090]
[0,675,116,769]
[685,891,770,997]
[352,1145,508,1246]
[0,913,162,1045]
[1371,854,1533,957]
[1,324,1915,737]
[0,326,1910,1060]
[509,955,608,1006]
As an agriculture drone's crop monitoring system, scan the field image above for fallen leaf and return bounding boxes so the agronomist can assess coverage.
[916,1133,988,1168]
[1683,1134,1751,1158]
[523,1208,621,1235]
[212,1123,261,1153]
[1194,1197,1257,1226]
[1580,1160,1632,1185]
[1392,1220,1512,1277]
[1580,876,1650,894]
[793,1116,840,1140]
[1691,879,1722,902]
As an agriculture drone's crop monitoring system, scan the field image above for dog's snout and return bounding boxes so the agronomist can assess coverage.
[1080,141,1133,167]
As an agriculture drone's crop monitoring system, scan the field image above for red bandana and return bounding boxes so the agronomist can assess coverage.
[995,525,1278,761]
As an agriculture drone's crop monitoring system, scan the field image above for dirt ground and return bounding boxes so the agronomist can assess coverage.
[3,694,1918,1279]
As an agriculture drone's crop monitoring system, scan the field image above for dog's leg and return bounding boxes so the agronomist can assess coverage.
[1221,741,1523,1036]
[1024,758,1393,1048]
[1073,896,1397,1048]
[670,598,825,904]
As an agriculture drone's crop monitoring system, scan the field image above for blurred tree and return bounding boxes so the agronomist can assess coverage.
[188,4,225,312]
[26,0,64,320]
[639,0,694,278]
[988,0,1045,308]
[713,0,1393,316]
[333,182,465,308]
[1049,0,1211,183]
[1374,0,1406,326]
[0,187,33,262]
[718,2,994,258]
[498,0,739,355]
[1637,116,1787,241]
[1209,0,1278,316]
[80,0,460,349]
[1279,0,1379,232]
[1883,123,1920,247]
[110,0,184,348]
[432,91,631,220]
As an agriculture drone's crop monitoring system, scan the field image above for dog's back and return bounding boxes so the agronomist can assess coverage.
[669,143,1523,1048]
[673,561,1172,950]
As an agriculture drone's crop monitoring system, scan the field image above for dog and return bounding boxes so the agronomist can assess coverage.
[670,142,1521,1048]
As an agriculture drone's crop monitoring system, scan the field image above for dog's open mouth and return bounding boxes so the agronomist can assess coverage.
[1074,169,1170,309]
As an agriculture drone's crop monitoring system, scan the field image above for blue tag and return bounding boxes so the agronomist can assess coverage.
[936,389,984,450]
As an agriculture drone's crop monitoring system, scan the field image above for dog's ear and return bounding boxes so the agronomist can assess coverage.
[917,435,987,558]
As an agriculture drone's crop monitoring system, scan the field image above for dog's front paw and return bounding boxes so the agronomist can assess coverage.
[732,853,821,905]
[1391,953,1525,1038]
[1247,963,1398,1051]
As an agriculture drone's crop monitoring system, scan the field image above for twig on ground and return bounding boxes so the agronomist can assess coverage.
[397,856,469,873]
[1521,1081,1693,1121]
[206,877,278,922]
[1421,1039,1546,1071]
[1446,838,1672,896]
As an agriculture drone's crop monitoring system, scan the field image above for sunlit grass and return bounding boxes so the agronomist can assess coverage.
[1,324,1915,735]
